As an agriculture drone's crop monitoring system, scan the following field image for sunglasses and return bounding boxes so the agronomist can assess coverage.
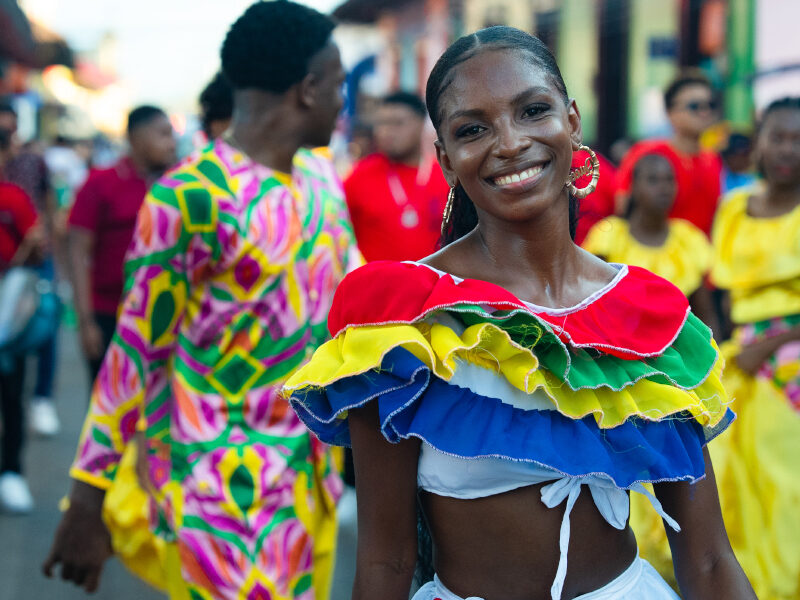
[681,100,717,113]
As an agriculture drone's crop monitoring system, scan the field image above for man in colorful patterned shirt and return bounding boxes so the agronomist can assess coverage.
[43,3,359,599]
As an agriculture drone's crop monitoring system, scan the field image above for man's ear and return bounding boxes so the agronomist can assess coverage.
[435,139,457,188]
[297,72,318,109]
[567,99,583,150]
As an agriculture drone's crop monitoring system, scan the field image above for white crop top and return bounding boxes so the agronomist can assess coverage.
[417,443,679,600]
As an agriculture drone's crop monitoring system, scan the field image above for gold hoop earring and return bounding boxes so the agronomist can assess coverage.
[441,186,456,236]
[567,144,600,199]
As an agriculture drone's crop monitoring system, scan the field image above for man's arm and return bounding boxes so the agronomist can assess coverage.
[67,175,106,360]
[67,227,104,360]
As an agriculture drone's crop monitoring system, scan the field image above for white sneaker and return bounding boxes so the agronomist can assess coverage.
[0,472,34,514]
[30,397,60,437]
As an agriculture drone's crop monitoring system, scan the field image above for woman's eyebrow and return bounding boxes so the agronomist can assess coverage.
[511,85,552,104]
[449,108,485,120]
[450,85,554,121]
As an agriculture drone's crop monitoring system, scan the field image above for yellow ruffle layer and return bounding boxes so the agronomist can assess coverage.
[285,321,729,429]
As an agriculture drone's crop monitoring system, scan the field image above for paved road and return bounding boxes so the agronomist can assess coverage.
[0,328,357,600]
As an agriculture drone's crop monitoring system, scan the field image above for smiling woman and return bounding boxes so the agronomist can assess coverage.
[428,29,581,247]
[286,26,756,600]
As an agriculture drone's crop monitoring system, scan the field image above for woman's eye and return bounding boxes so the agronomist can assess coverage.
[456,125,484,138]
[523,104,549,118]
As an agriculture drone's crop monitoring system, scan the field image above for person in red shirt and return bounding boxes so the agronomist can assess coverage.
[344,91,449,262]
[616,73,722,236]
[0,122,44,512]
[68,105,176,383]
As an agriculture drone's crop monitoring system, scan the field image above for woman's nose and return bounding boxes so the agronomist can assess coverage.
[493,120,531,157]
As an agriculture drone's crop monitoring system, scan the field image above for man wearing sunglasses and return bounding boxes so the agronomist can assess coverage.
[616,72,722,236]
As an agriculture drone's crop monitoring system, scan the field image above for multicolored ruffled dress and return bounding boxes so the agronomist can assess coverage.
[284,260,734,600]
[709,186,800,600]
[582,216,712,297]
[70,141,361,600]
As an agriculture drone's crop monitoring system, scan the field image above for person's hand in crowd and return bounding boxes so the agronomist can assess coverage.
[10,223,47,266]
[735,327,800,375]
[78,317,105,361]
[42,481,112,593]
[735,341,771,375]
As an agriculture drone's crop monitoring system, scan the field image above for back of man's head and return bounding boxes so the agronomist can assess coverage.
[200,72,234,139]
[221,1,335,94]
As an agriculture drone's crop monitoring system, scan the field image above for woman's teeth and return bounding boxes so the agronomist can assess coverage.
[493,165,544,186]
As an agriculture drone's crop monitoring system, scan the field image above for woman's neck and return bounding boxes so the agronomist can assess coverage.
[465,202,593,308]
[628,208,670,247]
[763,181,800,216]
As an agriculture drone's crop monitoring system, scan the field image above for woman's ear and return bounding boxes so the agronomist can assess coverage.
[567,99,583,150]
[434,139,458,188]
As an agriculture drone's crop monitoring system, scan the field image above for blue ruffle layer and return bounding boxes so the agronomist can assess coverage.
[290,347,734,489]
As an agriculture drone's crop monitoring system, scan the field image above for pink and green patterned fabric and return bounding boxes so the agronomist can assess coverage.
[71,140,361,599]
[735,313,800,412]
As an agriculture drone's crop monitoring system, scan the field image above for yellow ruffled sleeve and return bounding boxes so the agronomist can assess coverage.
[712,186,800,322]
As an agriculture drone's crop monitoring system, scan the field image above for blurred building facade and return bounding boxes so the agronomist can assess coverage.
[334,0,799,155]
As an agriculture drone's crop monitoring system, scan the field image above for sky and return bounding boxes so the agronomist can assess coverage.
[21,0,343,111]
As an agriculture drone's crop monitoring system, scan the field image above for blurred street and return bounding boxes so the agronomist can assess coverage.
[0,326,357,599]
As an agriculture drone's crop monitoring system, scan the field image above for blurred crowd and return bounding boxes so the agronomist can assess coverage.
[0,4,798,599]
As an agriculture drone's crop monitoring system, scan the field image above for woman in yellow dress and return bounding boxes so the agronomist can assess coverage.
[582,153,718,585]
[709,96,800,600]
[582,153,717,330]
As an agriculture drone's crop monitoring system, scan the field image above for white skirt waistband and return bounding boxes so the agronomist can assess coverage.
[412,556,679,600]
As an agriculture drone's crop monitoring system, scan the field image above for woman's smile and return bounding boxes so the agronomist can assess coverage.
[487,159,551,194]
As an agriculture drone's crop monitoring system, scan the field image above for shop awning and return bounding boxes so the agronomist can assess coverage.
[0,0,73,68]
[0,0,35,64]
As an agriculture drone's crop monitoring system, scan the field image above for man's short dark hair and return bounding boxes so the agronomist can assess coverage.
[221,1,335,93]
[200,72,234,134]
[664,71,712,110]
[127,105,167,135]
[382,91,426,118]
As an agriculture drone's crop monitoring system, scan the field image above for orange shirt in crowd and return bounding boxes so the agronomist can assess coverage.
[616,140,722,236]
[344,153,450,262]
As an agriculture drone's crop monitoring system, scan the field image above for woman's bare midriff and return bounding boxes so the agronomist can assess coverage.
[421,482,639,600]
